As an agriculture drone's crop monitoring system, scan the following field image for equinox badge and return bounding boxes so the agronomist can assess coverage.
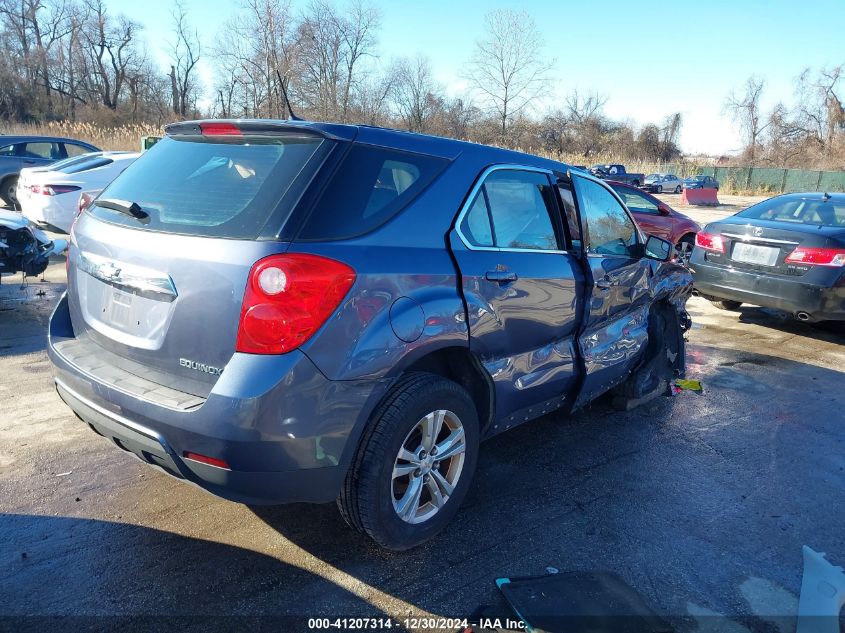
[179,358,224,376]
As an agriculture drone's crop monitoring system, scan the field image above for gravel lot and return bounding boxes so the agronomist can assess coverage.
[1,196,844,631]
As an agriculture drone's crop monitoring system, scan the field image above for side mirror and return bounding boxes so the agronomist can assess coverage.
[644,235,673,261]
[658,204,670,216]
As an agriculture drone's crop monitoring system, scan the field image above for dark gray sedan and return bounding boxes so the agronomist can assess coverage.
[691,192,845,322]
[0,135,99,208]
[683,174,719,190]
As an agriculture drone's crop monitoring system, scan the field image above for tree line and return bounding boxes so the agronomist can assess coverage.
[4,0,696,162]
[725,68,845,170]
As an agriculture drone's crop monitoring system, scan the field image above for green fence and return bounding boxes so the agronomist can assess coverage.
[641,163,845,194]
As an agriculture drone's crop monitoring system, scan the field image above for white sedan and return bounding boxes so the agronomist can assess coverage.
[18,151,140,233]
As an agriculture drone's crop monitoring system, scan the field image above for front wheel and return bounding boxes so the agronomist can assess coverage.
[656,185,663,194]
[338,373,479,550]
[674,185,682,193]
[675,235,695,266]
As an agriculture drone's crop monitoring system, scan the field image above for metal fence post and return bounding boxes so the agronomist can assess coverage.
[780,169,788,194]
[816,171,823,190]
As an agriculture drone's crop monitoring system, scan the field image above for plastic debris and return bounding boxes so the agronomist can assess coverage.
[673,379,704,394]
[797,546,845,633]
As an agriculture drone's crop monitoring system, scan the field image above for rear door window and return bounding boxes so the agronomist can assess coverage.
[23,142,60,159]
[88,134,327,239]
[297,144,448,240]
[459,169,561,251]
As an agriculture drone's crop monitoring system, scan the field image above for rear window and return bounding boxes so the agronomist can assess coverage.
[61,157,113,174]
[737,197,845,227]
[297,144,448,240]
[88,135,326,239]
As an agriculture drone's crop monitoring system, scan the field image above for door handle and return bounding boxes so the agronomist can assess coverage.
[485,270,518,283]
[595,277,612,290]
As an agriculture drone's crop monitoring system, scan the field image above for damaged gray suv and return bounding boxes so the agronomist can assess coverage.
[49,120,692,550]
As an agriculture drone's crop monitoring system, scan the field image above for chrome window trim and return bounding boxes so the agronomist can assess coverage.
[454,164,571,254]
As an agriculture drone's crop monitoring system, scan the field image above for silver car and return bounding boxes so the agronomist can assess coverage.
[643,173,683,194]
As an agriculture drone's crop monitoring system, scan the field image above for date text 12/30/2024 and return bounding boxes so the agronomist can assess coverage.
[307,617,526,630]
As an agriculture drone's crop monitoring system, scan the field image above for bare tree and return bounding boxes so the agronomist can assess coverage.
[392,54,440,132]
[465,9,552,143]
[725,76,768,162]
[168,0,200,118]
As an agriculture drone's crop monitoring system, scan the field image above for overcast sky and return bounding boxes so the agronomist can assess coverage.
[108,0,845,155]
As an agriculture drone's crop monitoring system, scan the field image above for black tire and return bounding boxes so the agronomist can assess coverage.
[656,185,663,194]
[631,180,640,187]
[337,372,480,550]
[1,176,19,209]
[674,185,682,193]
[710,299,742,311]
[675,234,695,266]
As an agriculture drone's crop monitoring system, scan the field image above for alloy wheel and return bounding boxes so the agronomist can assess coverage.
[676,239,694,265]
[391,409,466,524]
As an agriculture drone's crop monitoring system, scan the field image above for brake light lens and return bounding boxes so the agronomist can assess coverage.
[785,247,845,267]
[200,122,242,136]
[30,184,81,196]
[77,190,100,216]
[236,254,356,354]
[695,231,724,253]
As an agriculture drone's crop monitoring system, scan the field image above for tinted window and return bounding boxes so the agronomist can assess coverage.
[574,177,638,256]
[612,187,659,215]
[64,143,91,157]
[63,157,113,174]
[89,134,325,238]
[737,197,845,227]
[0,144,15,157]
[464,170,559,251]
[298,145,447,240]
[461,193,494,247]
[48,154,102,171]
[23,142,59,159]
[557,185,581,250]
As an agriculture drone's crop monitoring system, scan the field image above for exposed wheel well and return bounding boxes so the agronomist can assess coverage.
[678,232,697,245]
[404,347,494,434]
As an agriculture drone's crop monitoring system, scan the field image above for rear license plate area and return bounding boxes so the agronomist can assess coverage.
[104,288,136,327]
[731,242,780,267]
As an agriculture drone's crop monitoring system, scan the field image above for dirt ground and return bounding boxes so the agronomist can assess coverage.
[1,237,844,632]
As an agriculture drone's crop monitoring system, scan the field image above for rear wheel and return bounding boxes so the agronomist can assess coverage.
[631,180,640,187]
[710,299,742,311]
[1,176,19,209]
[338,373,479,550]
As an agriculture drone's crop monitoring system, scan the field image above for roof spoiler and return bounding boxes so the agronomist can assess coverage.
[164,119,357,142]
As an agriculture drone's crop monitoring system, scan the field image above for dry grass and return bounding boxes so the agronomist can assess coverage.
[0,121,163,151]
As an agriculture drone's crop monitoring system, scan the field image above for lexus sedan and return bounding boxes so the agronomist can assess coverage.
[641,173,683,194]
[691,192,845,322]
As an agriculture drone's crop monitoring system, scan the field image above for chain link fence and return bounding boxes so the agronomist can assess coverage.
[637,163,845,194]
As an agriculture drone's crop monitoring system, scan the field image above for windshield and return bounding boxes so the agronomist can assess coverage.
[88,134,326,238]
[737,196,845,227]
[685,176,704,181]
[646,174,661,180]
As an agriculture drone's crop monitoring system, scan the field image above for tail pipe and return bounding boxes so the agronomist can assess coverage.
[796,311,812,322]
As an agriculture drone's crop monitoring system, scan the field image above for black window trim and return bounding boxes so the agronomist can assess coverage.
[570,172,644,259]
[455,164,570,254]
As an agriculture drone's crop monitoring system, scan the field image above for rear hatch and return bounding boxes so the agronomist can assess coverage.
[66,122,340,397]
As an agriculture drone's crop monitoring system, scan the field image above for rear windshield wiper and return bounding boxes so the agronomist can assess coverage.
[94,198,149,223]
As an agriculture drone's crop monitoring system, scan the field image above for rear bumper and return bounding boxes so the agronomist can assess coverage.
[690,254,845,321]
[48,294,392,504]
[21,196,73,232]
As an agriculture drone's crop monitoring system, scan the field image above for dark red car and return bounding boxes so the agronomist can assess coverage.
[608,181,701,263]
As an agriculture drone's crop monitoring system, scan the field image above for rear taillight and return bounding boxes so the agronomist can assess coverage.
[30,184,81,196]
[236,254,356,354]
[77,191,99,216]
[785,247,845,267]
[695,231,724,253]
